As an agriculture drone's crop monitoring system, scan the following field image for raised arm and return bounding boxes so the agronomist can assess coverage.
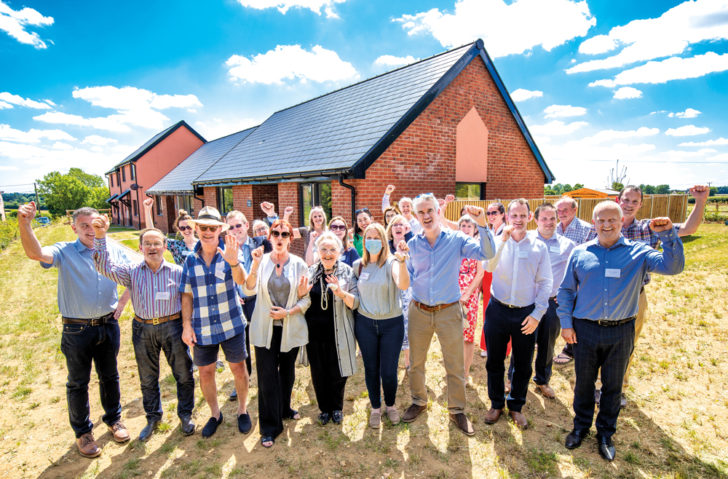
[244,246,264,293]
[143,197,155,229]
[462,205,496,259]
[218,234,246,285]
[382,184,395,212]
[17,202,54,264]
[647,218,685,275]
[391,240,410,290]
[678,185,709,237]
[92,215,132,287]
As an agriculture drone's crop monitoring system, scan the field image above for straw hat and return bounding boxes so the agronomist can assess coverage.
[190,206,230,231]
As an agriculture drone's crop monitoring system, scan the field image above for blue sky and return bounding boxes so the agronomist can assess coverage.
[1,0,727,193]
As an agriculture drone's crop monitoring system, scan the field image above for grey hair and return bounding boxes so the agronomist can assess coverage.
[592,201,623,221]
[457,215,476,227]
[72,207,99,223]
[252,219,268,234]
[398,197,414,210]
[555,196,577,210]
[412,193,439,214]
[315,231,343,253]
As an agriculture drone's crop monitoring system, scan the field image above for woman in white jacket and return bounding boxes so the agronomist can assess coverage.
[245,219,310,448]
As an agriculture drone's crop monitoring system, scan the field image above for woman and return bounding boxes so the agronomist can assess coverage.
[292,206,328,265]
[457,215,485,385]
[352,208,373,258]
[143,198,197,265]
[327,216,360,267]
[480,202,510,359]
[383,205,399,227]
[252,219,270,237]
[354,223,410,428]
[302,232,358,426]
[385,215,413,369]
[381,184,421,235]
[245,219,311,448]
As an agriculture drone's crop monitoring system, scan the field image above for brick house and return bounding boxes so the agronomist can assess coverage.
[146,40,553,247]
[105,120,205,229]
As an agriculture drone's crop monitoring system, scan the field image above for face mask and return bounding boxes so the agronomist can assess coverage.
[365,239,382,255]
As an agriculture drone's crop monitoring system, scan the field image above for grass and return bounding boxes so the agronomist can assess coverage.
[0,222,726,479]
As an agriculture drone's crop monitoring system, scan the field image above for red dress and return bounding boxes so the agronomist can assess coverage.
[459,259,480,343]
[480,271,512,356]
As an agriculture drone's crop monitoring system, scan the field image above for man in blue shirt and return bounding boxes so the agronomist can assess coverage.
[401,194,495,436]
[557,201,684,461]
[17,202,131,458]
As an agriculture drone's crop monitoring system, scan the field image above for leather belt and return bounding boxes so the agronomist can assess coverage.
[576,317,636,327]
[134,313,181,326]
[62,312,114,326]
[492,297,530,310]
[413,300,458,313]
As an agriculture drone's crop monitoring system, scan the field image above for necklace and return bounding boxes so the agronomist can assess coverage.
[319,275,329,310]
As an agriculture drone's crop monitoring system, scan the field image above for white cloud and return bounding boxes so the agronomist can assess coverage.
[569,0,728,74]
[669,108,701,119]
[530,120,588,137]
[0,92,51,109]
[236,0,346,19]
[0,123,76,143]
[665,125,711,137]
[226,45,359,85]
[613,86,642,99]
[586,127,659,144]
[543,104,587,119]
[373,55,417,68]
[589,52,728,87]
[82,135,118,146]
[394,0,595,57]
[510,88,543,102]
[0,100,12,109]
[194,117,263,141]
[678,137,728,147]
[0,0,53,49]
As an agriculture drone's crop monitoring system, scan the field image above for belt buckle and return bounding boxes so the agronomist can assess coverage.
[152,317,160,325]
[90,318,100,327]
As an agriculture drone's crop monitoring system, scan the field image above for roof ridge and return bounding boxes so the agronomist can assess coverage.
[207,124,259,143]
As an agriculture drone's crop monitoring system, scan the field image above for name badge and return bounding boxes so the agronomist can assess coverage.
[605,268,621,278]
[518,250,529,259]
[215,270,226,281]
[549,246,560,253]
[155,292,170,301]
[359,272,370,280]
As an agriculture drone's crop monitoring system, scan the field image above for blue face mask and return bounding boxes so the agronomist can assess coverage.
[365,239,382,255]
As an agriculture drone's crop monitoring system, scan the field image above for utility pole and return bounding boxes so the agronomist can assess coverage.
[0,190,5,221]
[34,182,40,208]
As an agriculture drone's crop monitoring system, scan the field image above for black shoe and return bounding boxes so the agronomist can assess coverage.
[318,412,331,426]
[331,410,343,424]
[229,388,238,401]
[564,429,589,449]
[597,435,616,461]
[138,418,160,442]
[180,416,195,436]
[594,388,602,406]
[201,413,223,438]
[237,413,252,434]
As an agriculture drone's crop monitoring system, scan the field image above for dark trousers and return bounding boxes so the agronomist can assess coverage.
[307,341,347,413]
[355,313,404,409]
[242,297,256,376]
[572,318,635,439]
[507,298,560,385]
[485,299,536,412]
[131,319,194,421]
[60,319,121,438]
[255,326,298,439]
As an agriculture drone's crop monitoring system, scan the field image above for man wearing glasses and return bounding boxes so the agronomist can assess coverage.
[180,207,252,438]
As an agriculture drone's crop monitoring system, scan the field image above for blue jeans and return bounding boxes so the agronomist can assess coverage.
[355,313,404,409]
[132,319,194,421]
[60,319,121,438]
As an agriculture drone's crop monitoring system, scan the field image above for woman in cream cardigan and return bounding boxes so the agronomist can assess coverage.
[245,219,310,448]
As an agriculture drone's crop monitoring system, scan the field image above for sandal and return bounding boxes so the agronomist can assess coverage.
[553,352,573,365]
[261,435,274,448]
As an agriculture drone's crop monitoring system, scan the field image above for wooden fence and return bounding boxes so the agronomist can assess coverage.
[444,195,688,230]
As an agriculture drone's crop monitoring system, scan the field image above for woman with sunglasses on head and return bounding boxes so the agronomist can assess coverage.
[327,216,359,267]
[457,216,485,385]
[354,223,410,428]
[352,208,373,258]
[143,198,197,265]
[385,215,414,370]
[299,231,358,426]
[245,219,311,448]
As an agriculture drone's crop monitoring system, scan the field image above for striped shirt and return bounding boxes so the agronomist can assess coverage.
[179,241,245,346]
[93,237,182,319]
[557,217,593,245]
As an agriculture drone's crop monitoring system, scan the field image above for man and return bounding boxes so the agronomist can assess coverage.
[17,202,131,458]
[483,199,552,429]
[180,206,252,438]
[225,210,270,400]
[558,201,684,461]
[553,196,593,365]
[402,193,495,436]
[92,216,195,441]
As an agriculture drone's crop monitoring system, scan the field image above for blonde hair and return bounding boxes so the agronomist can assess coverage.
[361,223,389,268]
[385,214,407,241]
[308,206,328,230]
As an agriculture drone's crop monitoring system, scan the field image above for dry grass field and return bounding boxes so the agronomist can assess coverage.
[0,222,726,478]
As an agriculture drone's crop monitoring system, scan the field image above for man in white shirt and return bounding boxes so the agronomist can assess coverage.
[483,199,552,429]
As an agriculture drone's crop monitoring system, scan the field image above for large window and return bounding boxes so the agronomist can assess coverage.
[121,166,126,182]
[132,199,139,217]
[130,164,136,181]
[300,182,332,225]
[155,195,163,216]
[217,187,233,215]
[177,195,193,215]
[456,183,484,201]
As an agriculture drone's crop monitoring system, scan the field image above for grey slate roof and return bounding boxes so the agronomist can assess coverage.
[146,126,257,195]
[194,44,474,185]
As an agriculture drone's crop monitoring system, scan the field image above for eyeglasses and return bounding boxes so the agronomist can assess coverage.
[142,242,164,248]
[178,225,192,231]
[330,224,347,231]
[198,225,220,232]
[254,227,268,234]
[271,230,291,238]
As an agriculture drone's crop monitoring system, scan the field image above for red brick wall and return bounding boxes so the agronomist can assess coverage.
[203,187,217,210]
[193,197,203,214]
[252,184,279,221]
[232,185,253,221]
[277,183,303,257]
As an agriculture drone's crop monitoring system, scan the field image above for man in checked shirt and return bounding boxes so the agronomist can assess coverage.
[92,215,195,442]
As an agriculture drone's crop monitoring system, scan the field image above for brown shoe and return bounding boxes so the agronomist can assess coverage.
[536,384,556,399]
[504,379,511,394]
[401,404,426,423]
[449,413,475,436]
[109,421,130,443]
[483,408,503,424]
[509,411,528,429]
[76,432,101,458]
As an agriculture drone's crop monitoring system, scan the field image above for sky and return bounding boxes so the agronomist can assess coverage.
[1,0,727,193]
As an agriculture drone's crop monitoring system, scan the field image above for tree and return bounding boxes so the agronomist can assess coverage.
[68,167,105,188]
[612,182,624,191]
[607,159,628,189]
[36,169,109,216]
[655,184,670,194]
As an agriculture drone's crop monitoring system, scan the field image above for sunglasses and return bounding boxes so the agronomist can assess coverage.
[355,208,371,215]
[271,230,291,238]
[414,193,434,198]
[230,223,246,229]
[178,225,192,231]
[198,225,220,232]
[330,224,347,231]
[486,211,500,216]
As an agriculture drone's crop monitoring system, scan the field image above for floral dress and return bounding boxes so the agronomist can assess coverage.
[458,258,480,343]
[167,238,195,265]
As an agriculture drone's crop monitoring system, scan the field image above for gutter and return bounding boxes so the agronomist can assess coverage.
[338,174,356,226]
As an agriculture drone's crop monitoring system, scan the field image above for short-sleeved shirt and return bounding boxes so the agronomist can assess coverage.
[41,238,130,318]
[179,241,245,346]
[355,257,402,320]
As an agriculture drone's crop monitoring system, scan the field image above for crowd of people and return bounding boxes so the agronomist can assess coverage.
[15,182,709,462]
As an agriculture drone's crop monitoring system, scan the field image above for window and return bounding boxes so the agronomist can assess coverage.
[177,195,193,215]
[217,187,233,214]
[109,175,113,187]
[456,183,484,201]
[132,199,138,217]
[116,171,120,186]
[155,196,163,216]
[130,164,136,181]
[300,182,332,225]
[121,166,126,182]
